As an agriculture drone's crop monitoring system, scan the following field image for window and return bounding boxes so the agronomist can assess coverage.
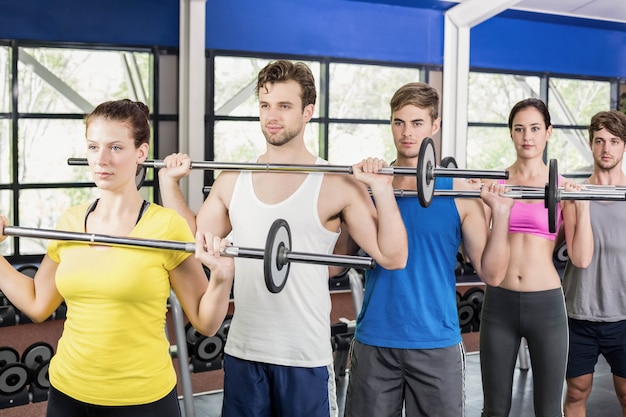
[0,44,154,257]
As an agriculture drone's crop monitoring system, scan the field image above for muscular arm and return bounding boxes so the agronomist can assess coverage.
[0,255,63,322]
[340,177,408,270]
[457,180,512,287]
[158,153,197,233]
[561,191,593,268]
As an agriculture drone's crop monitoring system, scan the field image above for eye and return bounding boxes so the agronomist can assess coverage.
[111,145,122,151]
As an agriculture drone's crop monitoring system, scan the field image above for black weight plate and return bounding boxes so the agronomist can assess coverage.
[21,342,53,370]
[440,156,458,169]
[0,347,19,368]
[33,359,50,389]
[264,219,292,294]
[458,301,474,327]
[0,363,29,395]
[462,287,484,306]
[194,336,224,362]
[546,159,559,233]
[135,165,147,189]
[417,137,436,208]
[185,322,203,346]
[554,242,568,264]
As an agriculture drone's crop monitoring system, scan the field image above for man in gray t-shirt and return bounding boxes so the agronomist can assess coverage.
[561,110,626,416]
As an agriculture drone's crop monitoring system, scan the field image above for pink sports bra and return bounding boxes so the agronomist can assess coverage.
[497,178,563,241]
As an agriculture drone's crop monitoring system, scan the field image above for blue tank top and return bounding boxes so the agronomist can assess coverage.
[355,177,462,349]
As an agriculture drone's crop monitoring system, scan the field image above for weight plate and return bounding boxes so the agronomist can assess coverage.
[194,336,224,362]
[457,302,475,327]
[417,137,436,208]
[32,359,50,389]
[264,219,292,294]
[17,264,38,278]
[546,159,559,233]
[0,347,19,368]
[217,315,232,342]
[0,363,29,395]
[185,322,203,346]
[554,242,568,264]
[463,287,484,306]
[440,156,458,169]
[21,342,53,370]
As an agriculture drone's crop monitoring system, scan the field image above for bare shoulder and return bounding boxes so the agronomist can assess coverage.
[209,171,240,205]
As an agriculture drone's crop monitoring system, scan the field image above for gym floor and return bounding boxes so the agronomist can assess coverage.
[182,349,622,417]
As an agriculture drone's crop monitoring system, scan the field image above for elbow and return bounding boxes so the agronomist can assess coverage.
[380,249,408,270]
[570,256,592,269]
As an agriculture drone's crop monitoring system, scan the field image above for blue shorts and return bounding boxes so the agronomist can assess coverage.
[221,354,336,417]
[567,318,626,379]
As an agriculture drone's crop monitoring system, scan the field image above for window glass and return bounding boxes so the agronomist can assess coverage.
[548,78,611,126]
[466,126,515,170]
[468,73,541,123]
[18,119,89,183]
[0,119,10,183]
[546,128,592,175]
[328,124,395,165]
[214,57,320,118]
[18,188,100,254]
[329,64,421,120]
[213,120,320,162]
[18,48,152,114]
[0,46,9,112]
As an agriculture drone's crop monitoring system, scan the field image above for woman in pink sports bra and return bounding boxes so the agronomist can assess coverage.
[478,98,593,417]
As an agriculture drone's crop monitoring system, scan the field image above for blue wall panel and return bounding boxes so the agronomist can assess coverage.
[0,0,179,47]
[472,16,626,78]
[205,0,444,65]
[0,0,624,78]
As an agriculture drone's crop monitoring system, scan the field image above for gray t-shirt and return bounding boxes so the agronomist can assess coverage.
[562,200,626,322]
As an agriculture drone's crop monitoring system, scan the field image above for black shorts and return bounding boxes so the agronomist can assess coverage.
[567,318,626,379]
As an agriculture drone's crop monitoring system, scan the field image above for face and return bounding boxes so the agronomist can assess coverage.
[86,117,147,191]
[391,105,440,159]
[510,107,552,160]
[258,80,314,147]
[591,127,625,171]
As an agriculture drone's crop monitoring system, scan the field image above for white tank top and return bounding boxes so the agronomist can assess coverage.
[226,160,340,367]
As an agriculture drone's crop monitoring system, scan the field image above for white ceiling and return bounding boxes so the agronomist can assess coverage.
[455,0,626,24]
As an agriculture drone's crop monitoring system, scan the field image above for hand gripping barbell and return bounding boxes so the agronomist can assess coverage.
[66,137,509,207]
[3,219,375,294]
[429,159,626,233]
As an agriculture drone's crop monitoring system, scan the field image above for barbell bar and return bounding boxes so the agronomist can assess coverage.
[66,137,509,207]
[2,218,375,294]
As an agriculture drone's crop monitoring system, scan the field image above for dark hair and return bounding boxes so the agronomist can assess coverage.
[390,82,439,121]
[508,98,551,130]
[255,60,316,109]
[85,99,151,147]
[589,110,626,144]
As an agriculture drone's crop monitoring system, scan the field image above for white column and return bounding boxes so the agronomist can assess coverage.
[179,0,207,212]
[441,0,522,167]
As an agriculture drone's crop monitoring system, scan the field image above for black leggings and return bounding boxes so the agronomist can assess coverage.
[45,385,181,417]
[479,286,567,417]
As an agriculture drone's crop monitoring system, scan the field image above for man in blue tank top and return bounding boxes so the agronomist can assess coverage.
[344,82,514,417]
[562,110,626,416]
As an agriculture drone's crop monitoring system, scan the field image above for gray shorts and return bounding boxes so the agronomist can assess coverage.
[344,340,466,417]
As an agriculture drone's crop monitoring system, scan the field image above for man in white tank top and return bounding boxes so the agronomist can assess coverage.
[158,60,408,417]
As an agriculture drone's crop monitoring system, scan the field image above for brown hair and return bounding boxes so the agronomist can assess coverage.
[256,60,316,109]
[588,110,626,144]
[85,99,151,147]
[390,82,439,121]
[508,98,551,130]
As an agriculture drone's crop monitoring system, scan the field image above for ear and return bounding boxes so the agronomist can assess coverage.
[137,142,149,164]
[546,125,553,141]
[303,103,315,123]
[431,117,442,136]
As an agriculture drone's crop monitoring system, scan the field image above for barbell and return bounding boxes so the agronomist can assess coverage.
[66,137,509,207]
[2,218,375,294]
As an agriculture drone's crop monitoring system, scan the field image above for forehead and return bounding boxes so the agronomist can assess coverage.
[393,104,431,121]
[86,117,133,140]
[258,80,303,103]
[593,127,624,142]
[512,107,543,124]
